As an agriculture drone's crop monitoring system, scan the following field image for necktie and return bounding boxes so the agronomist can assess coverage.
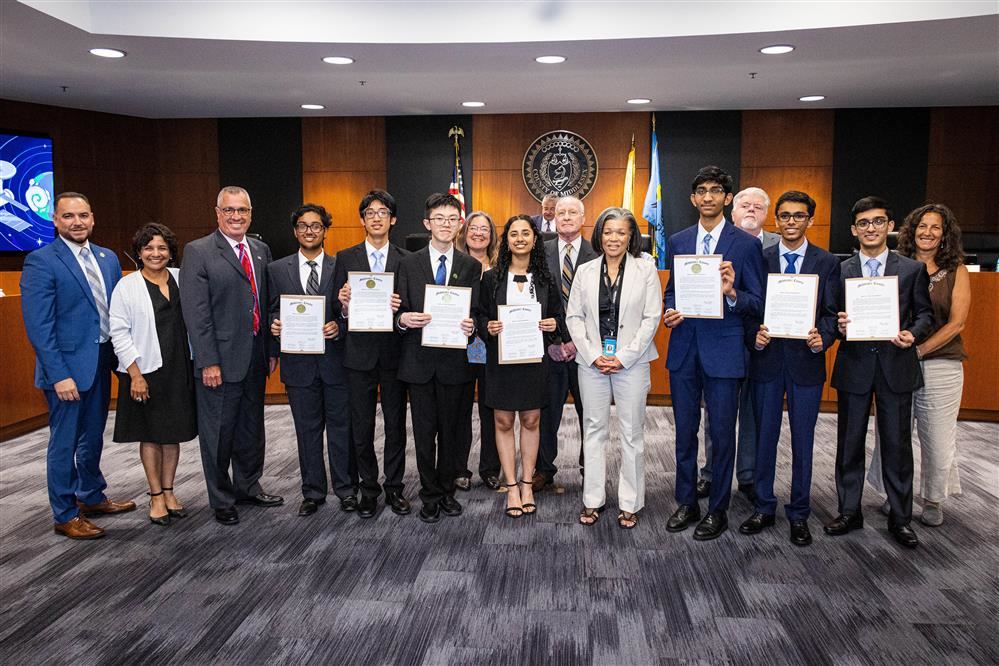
[371,251,384,273]
[79,246,110,340]
[866,257,881,278]
[702,234,712,255]
[306,260,320,295]
[561,244,575,304]
[238,243,261,334]
[784,253,798,274]
[435,255,447,286]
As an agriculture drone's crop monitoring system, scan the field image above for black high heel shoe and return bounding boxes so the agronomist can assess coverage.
[148,491,170,526]
[502,483,523,519]
[519,480,537,515]
[162,487,187,518]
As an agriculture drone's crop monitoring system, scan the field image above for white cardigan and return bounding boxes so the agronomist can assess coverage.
[109,268,188,374]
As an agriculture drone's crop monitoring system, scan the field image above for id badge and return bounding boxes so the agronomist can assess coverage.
[602,337,617,357]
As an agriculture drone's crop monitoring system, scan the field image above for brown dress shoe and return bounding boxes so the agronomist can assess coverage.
[54,515,105,539]
[78,498,137,515]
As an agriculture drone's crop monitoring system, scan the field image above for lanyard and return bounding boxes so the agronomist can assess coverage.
[601,255,626,328]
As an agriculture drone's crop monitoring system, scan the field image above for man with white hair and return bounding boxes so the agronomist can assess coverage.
[531,194,559,234]
[732,187,780,248]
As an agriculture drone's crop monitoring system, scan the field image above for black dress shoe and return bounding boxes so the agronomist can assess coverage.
[666,504,702,532]
[889,524,919,549]
[440,495,463,517]
[482,475,500,490]
[693,511,728,541]
[339,495,358,512]
[454,476,472,491]
[386,492,411,515]
[214,507,239,525]
[696,479,711,499]
[823,513,864,536]
[357,495,377,519]
[236,493,284,507]
[419,503,441,523]
[789,520,812,546]
[738,512,775,535]
[299,498,324,517]
[738,483,757,503]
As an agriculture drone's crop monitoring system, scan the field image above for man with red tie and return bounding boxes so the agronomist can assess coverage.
[180,186,282,525]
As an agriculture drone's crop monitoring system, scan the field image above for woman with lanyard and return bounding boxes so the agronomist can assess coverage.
[566,207,662,529]
[478,214,561,518]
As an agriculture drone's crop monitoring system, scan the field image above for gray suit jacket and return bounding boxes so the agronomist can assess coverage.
[761,230,781,249]
[544,236,597,344]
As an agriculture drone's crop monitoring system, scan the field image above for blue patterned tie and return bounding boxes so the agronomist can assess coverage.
[701,234,712,255]
[435,255,447,285]
[866,257,881,277]
[784,253,798,274]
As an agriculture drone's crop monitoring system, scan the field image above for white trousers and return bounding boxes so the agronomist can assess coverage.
[578,361,651,513]
[868,358,964,502]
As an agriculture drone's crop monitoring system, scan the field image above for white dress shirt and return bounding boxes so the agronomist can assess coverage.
[696,221,725,255]
[506,272,537,305]
[365,240,390,272]
[298,251,324,292]
[60,235,107,295]
[428,244,455,285]
[558,236,582,269]
[220,231,259,292]
[860,248,891,277]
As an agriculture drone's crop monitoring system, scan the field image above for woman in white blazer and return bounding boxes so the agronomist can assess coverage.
[566,207,662,528]
[109,223,196,526]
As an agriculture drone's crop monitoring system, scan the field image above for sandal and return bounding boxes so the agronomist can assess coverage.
[617,511,639,529]
[579,506,604,526]
[502,483,523,519]
[162,487,187,518]
[519,480,537,515]
[147,491,170,526]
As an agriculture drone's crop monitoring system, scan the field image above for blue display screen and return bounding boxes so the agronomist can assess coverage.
[0,133,56,252]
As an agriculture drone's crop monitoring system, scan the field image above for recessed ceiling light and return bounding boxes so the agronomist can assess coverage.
[462,101,486,108]
[535,55,566,64]
[799,95,825,102]
[89,48,126,58]
[301,104,325,110]
[322,56,354,65]
[760,44,795,55]
[627,98,651,105]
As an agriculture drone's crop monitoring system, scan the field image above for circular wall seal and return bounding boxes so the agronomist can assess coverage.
[522,130,598,202]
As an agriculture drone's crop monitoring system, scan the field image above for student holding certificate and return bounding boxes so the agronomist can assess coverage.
[827,196,933,548]
[738,191,840,546]
[566,208,662,529]
[477,215,561,518]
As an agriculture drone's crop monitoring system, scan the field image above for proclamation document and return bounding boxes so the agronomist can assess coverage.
[347,271,394,332]
[844,276,900,341]
[763,273,818,339]
[672,255,723,318]
[421,285,472,349]
[280,295,325,354]
[498,302,544,364]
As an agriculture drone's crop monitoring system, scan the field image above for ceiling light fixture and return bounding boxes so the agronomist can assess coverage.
[301,104,325,110]
[627,98,651,105]
[799,95,825,102]
[322,56,354,65]
[759,44,795,55]
[89,48,126,58]
[462,101,486,108]
[535,55,566,64]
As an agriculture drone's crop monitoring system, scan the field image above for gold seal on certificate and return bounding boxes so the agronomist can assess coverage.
[764,273,819,339]
[347,271,394,332]
[673,254,723,318]
[280,295,325,354]
[845,276,900,340]
[421,285,472,349]
[498,302,544,364]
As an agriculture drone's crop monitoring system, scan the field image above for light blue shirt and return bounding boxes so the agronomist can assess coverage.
[778,239,809,273]
[860,248,890,278]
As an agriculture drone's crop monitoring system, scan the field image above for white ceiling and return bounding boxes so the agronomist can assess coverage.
[2,0,997,119]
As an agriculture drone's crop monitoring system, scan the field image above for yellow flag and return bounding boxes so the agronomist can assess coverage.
[622,134,636,211]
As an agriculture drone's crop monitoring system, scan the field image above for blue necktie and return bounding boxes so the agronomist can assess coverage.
[866,257,881,277]
[784,253,798,274]
[371,251,384,272]
[435,255,447,285]
[701,234,712,255]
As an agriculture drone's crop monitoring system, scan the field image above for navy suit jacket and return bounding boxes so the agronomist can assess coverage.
[20,238,122,391]
[662,221,765,378]
[267,252,346,387]
[747,242,840,386]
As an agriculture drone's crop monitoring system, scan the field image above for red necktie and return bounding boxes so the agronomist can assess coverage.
[238,243,260,335]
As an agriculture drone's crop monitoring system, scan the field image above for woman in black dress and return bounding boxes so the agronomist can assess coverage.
[109,223,197,525]
[477,215,561,518]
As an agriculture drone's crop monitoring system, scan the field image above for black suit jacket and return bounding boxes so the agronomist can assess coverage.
[748,242,841,386]
[395,247,481,385]
[831,251,933,394]
[544,236,597,344]
[476,268,564,361]
[266,252,346,387]
[331,241,409,372]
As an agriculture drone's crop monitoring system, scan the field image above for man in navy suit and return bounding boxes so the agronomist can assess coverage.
[268,203,356,517]
[738,191,840,546]
[663,166,765,541]
[21,192,135,539]
[531,194,559,234]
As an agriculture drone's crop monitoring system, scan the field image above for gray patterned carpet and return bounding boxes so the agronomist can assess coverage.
[1,405,996,665]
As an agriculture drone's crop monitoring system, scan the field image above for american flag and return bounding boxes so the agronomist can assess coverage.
[448,126,466,223]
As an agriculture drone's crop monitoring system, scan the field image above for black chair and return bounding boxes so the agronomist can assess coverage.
[405,233,430,252]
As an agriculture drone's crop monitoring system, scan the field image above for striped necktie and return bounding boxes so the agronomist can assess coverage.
[306,260,320,295]
[561,244,574,304]
[702,233,712,255]
[866,257,881,277]
[79,246,109,340]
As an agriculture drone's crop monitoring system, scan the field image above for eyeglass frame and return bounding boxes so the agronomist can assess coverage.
[776,212,812,223]
[217,206,252,217]
[363,209,393,220]
[294,222,326,233]
[853,217,889,230]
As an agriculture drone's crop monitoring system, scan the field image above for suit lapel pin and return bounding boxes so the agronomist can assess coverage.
[99,252,105,258]
[452,272,458,280]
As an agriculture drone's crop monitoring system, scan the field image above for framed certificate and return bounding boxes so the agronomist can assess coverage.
[421,285,472,349]
[763,273,819,339]
[347,271,394,332]
[844,276,900,341]
[498,303,544,364]
[673,255,723,319]
[279,295,325,354]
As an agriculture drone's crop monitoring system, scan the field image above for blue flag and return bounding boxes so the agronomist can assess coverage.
[642,123,665,269]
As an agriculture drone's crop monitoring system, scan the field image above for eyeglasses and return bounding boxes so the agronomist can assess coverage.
[854,217,889,230]
[694,187,725,196]
[776,212,811,223]
[295,222,325,233]
[363,209,392,220]
[428,215,461,225]
[219,207,251,217]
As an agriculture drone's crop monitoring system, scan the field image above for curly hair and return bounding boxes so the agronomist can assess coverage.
[896,203,964,271]
[494,215,553,296]
[456,211,498,267]
[132,222,179,268]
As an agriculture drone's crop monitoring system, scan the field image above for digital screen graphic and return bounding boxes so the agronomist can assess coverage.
[0,133,56,252]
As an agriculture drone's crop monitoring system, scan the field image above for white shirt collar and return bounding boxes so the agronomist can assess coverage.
[365,239,389,259]
[860,247,890,274]
[778,239,808,257]
[558,235,582,256]
[428,244,454,270]
[298,250,322,268]
[697,220,725,244]
[60,235,92,257]
[220,231,247,251]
